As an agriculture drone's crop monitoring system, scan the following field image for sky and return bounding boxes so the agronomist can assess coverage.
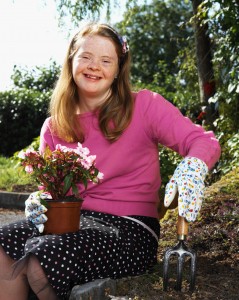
[0,0,126,91]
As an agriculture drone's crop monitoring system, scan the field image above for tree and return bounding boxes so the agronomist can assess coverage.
[191,0,217,128]
[52,0,138,26]
[117,0,193,93]
[11,60,60,93]
[197,0,239,173]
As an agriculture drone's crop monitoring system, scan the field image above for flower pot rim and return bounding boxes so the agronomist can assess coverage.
[46,198,83,203]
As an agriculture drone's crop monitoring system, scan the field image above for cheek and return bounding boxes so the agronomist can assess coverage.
[106,66,119,79]
[72,61,84,81]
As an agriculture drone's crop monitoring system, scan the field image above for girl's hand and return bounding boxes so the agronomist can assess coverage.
[164,157,208,222]
[25,192,49,233]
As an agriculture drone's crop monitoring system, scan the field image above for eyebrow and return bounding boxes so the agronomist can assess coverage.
[79,51,115,60]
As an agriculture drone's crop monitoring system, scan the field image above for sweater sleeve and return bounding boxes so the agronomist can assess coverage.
[139,90,221,170]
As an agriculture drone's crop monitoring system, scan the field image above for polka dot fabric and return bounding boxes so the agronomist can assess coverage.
[0,210,160,298]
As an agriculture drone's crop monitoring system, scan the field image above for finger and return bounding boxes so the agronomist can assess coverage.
[190,187,203,215]
[36,224,44,233]
[31,214,48,225]
[25,205,48,220]
[40,192,52,200]
[25,199,41,211]
[25,205,48,219]
[186,183,204,221]
[178,193,186,218]
[26,200,48,212]
[164,179,178,207]
[28,191,41,201]
[177,181,192,218]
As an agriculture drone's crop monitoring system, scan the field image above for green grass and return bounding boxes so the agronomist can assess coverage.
[0,156,33,191]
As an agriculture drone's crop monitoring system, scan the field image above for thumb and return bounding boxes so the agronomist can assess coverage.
[164,179,178,207]
[36,224,44,233]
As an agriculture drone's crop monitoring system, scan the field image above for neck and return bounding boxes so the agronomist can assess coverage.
[77,90,111,114]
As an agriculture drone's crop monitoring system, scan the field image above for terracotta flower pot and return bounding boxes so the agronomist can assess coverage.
[44,199,83,234]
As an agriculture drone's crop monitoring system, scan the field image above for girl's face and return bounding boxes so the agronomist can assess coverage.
[72,34,119,105]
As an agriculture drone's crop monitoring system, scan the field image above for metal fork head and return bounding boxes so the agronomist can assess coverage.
[163,240,197,292]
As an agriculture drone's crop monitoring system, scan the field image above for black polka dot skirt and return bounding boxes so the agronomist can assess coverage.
[0,210,160,298]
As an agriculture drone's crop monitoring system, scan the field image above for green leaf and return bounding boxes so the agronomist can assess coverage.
[228,83,236,93]
[40,198,49,208]
[63,174,73,195]
[71,183,79,196]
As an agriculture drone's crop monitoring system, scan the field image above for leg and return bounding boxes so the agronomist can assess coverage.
[0,246,58,300]
[0,246,29,300]
[27,254,59,300]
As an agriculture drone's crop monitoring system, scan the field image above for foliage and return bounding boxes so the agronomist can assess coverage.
[17,143,103,200]
[10,60,60,92]
[0,156,33,192]
[52,0,140,26]
[217,132,239,175]
[117,0,193,90]
[0,61,60,157]
[0,138,40,192]
[53,0,106,25]
[189,167,239,256]
[158,146,181,195]
[196,0,239,173]
[0,89,50,157]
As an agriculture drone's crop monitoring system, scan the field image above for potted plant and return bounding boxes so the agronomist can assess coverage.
[18,143,103,234]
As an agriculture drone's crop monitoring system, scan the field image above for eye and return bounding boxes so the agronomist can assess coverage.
[102,59,112,65]
[79,54,90,60]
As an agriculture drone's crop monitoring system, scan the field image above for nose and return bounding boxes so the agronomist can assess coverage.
[87,58,100,70]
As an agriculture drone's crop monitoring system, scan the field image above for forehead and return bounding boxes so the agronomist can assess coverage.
[75,34,118,56]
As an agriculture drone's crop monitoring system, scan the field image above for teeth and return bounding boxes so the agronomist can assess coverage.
[86,74,100,79]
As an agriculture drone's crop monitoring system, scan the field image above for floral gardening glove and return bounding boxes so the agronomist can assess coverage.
[164,157,208,222]
[25,191,49,233]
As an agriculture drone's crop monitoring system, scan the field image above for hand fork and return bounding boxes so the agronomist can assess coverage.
[163,215,196,291]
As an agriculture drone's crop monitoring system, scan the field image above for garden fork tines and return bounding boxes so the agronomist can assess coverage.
[163,215,197,292]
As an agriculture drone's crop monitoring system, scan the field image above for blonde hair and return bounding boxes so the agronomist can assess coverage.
[49,22,133,142]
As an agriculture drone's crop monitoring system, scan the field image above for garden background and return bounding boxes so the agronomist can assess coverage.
[0,1,238,299]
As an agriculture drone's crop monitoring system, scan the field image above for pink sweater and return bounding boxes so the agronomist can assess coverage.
[40,90,221,218]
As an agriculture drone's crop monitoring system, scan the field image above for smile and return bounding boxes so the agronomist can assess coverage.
[85,74,101,80]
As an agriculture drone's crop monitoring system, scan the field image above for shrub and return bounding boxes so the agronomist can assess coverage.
[0,89,50,157]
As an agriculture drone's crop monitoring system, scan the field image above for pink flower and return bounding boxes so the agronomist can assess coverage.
[97,172,104,180]
[19,143,103,200]
[55,144,72,152]
[18,150,26,159]
[25,149,38,156]
[79,159,91,170]
[25,165,33,173]
[76,143,90,156]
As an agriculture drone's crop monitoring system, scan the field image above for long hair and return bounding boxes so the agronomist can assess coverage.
[49,22,133,143]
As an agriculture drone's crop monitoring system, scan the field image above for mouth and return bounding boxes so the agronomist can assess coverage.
[84,74,101,80]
